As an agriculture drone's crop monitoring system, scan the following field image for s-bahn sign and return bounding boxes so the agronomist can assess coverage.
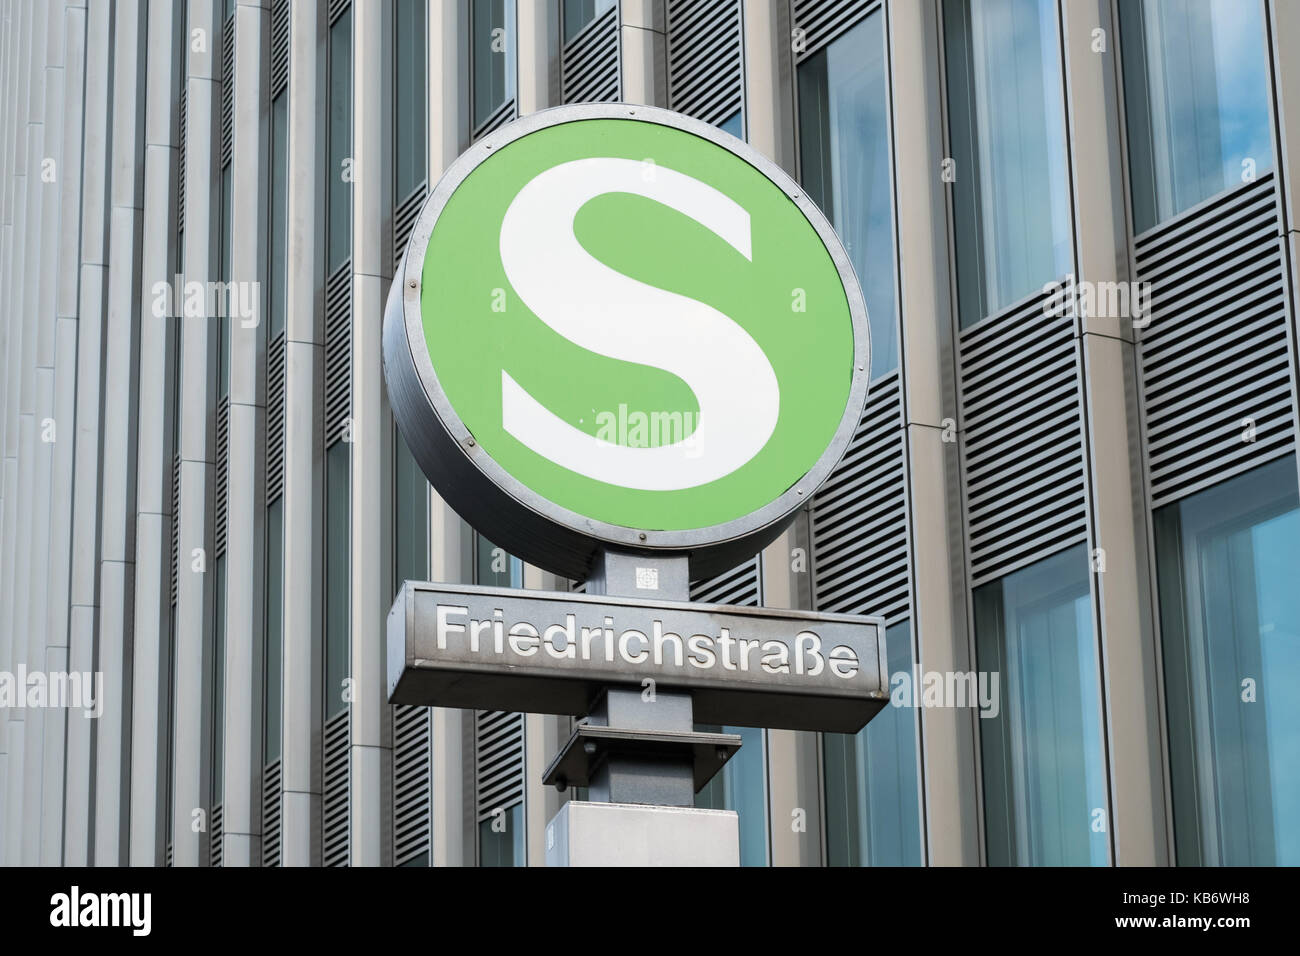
[384,104,869,581]
[383,104,882,732]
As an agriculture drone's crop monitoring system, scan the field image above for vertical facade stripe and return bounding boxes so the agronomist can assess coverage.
[128,0,181,867]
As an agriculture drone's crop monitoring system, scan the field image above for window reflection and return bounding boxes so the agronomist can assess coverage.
[472,0,516,129]
[1119,0,1274,233]
[944,0,1072,325]
[974,544,1108,866]
[1154,459,1300,865]
[798,13,897,379]
[564,0,616,44]
[695,723,768,866]
[823,621,922,865]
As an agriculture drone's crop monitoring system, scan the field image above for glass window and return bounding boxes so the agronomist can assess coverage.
[394,0,427,200]
[478,804,525,866]
[476,533,523,588]
[1154,458,1300,865]
[325,442,350,720]
[718,110,743,140]
[395,433,427,584]
[695,724,768,866]
[974,544,1108,865]
[327,7,352,273]
[1118,0,1274,233]
[563,0,615,43]
[943,0,1072,325]
[269,92,288,339]
[798,12,897,380]
[823,621,922,865]
[265,498,283,763]
[471,0,516,129]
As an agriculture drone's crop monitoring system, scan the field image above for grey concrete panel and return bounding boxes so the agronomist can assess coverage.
[545,800,739,866]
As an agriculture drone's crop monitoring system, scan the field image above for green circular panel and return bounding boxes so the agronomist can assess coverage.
[418,116,857,532]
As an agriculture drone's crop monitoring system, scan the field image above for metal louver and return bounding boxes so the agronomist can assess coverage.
[270,0,290,99]
[811,370,909,623]
[261,758,281,867]
[1135,173,1296,507]
[392,184,426,273]
[177,87,186,234]
[215,396,230,558]
[475,710,525,823]
[690,556,761,607]
[959,288,1088,586]
[322,708,350,866]
[561,5,620,104]
[324,260,351,448]
[210,802,223,867]
[791,0,879,63]
[266,331,287,503]
[666,0,744,127]
[220,14,234,169]
[473,99,516,142]
[170,452,180,607]
[392,704,432,866]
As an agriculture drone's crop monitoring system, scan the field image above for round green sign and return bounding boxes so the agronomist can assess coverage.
[385,105,869,579]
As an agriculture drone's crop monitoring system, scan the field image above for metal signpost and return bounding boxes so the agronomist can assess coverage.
[383,103,881,865]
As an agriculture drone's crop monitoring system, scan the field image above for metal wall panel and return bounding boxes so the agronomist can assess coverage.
[666,0,743,127]
[959,289,1089,586]
[561,5,620,104]
[810,370,909,623]
[1135,174,1296,507]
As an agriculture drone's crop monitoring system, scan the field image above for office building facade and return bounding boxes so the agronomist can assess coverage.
[0,0,1297,866]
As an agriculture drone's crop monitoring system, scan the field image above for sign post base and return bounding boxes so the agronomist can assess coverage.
[544,800,740,867]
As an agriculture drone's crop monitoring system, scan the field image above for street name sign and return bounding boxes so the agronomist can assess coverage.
[388,581,888,733]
